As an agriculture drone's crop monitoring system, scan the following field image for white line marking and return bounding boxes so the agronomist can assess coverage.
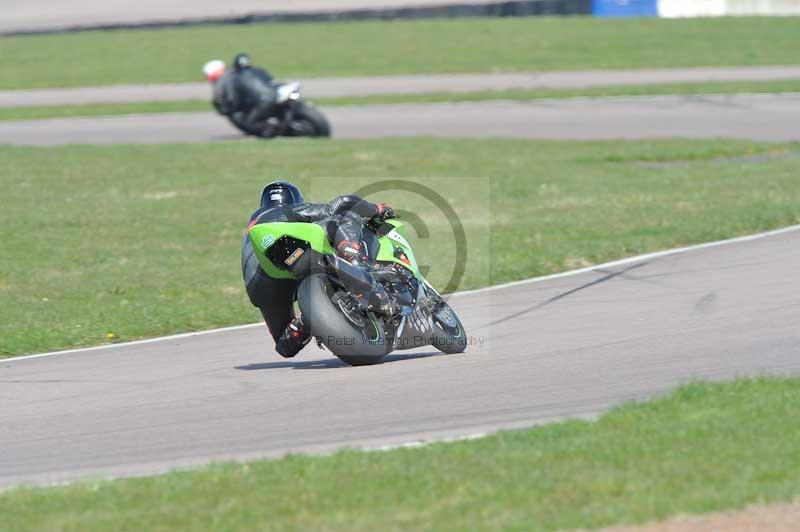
[3,322,263,362]
[5,223,800,364]
[451,223,800,298]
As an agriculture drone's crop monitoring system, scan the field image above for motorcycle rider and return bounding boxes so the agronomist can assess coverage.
[231,53,281,136]
[204,61,232,112]
[242,181,395,358]
[203,53,279,136]
[203,59,248,133]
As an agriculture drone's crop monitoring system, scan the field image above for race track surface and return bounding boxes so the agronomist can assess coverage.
[2,94,799,146]
[3,228,799,489]
[4,67,800,107]
[2,0,494,33]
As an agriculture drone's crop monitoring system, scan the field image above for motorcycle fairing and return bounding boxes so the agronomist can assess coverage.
[275,82,300,103]
[249,222,333,280]
[249,218,422,282]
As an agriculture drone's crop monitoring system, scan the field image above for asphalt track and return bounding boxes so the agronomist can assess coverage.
[3,227,800,489]
[2,0,493,33]
[2,93,800,146]
[4,66,800,107]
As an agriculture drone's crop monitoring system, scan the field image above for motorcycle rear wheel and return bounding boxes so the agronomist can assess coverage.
[297,274,389,366]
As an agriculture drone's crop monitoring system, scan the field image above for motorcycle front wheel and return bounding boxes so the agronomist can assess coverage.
[288,103,331,138]
[429,301,467,354]
[297,274,388,366]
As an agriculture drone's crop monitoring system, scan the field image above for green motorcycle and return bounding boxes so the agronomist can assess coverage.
[249,218,467,366]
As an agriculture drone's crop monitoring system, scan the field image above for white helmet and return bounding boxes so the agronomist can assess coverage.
[202,60,226,83]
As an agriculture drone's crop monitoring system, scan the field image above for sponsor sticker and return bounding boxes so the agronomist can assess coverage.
[284,247,305,266]
[261,234,276,249]
[387,229,410,248]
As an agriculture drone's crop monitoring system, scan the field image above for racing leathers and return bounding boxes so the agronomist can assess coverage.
[242,195,391,358]
[211,70,236,115]
[212,65,277,135]
[211,70,254,133]
[234,66,278,135]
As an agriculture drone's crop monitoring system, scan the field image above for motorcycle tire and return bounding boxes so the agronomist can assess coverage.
[289,103,331,138]
[297,274,389,366]
[429,301,467,354]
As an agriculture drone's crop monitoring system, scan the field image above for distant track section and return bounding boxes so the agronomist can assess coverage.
[2,94,799,145]
[3,67,800,108]
[1,0,590,36]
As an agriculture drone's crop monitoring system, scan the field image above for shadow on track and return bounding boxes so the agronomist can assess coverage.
[235,351,443,371]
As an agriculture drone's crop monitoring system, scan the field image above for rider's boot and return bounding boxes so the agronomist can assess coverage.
[258,117,281,138]
[275,316,311,358]
[245,97,278,138]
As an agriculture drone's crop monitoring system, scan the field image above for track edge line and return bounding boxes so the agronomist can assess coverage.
[7,223,800,363]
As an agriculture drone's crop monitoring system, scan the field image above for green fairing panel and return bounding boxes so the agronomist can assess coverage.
[376,220,422,279]
[249,222,335,280]
[249,219,423,282]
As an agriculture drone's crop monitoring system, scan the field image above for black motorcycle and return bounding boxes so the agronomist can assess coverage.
[228,82,331,139]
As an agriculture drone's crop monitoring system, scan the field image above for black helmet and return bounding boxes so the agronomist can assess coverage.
[232,53,252,72]
[260,181,304,209]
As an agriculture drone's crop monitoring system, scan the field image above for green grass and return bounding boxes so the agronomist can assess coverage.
[0,99,211,120]
[2,138,800,357]
[2,16,799,90]
[321,79,800,106]
[3,378,799,531]
[3,79,800,121]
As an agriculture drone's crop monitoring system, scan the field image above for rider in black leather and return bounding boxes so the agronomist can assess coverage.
[211,70,237,114]
[230,53,279,136]
[242,181,394,358]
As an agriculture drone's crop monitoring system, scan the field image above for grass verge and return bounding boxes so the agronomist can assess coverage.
[2,79,800,121]
[2,378,799,531]
[3,16,800,89]
[1,138,800,357]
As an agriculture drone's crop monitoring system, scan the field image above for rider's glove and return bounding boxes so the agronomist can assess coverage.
[374,202,395,221]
